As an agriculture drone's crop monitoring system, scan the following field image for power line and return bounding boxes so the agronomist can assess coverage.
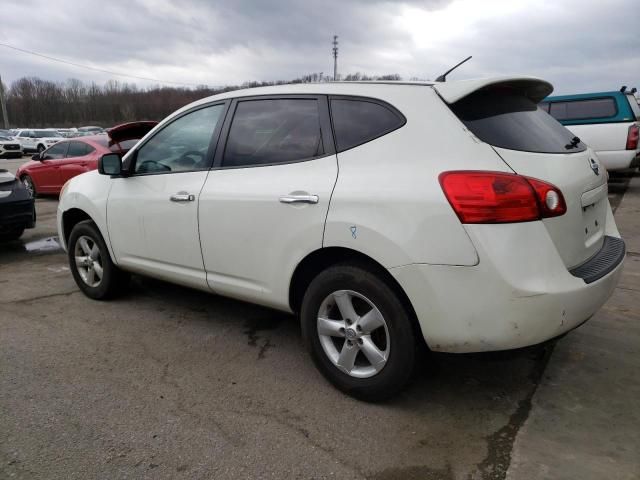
[0,42,207,87]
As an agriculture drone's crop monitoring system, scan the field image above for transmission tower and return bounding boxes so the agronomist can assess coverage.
[332,35,339,81]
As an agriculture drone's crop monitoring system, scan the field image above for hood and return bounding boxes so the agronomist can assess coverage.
[433,76,553,104]
[106,121,158,145]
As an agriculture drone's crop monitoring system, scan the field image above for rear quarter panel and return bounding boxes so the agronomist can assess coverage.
[323,86,512,267]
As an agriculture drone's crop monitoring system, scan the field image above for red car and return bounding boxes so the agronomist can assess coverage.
[16,121,158,196]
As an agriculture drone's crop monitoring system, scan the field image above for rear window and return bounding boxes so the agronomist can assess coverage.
[548,98,617,121]
[330,98,405,152]
[450,90,586,154]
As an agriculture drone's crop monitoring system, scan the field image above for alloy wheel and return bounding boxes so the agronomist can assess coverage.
[74,235,103,288]
[317,289,390,378]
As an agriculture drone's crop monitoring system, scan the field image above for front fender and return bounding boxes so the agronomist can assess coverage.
[57,171,116,262]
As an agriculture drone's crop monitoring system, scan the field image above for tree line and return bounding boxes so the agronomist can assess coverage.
[2,72,405,128]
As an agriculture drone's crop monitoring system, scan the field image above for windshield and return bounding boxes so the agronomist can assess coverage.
[450,90,587,154]
[0,136,12,141]
[34,130,60,138]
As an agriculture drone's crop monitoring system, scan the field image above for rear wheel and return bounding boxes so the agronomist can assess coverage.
[68,220,129,299]
[301,264,417,401]
[37,144,45,153]
[21,175,35,197]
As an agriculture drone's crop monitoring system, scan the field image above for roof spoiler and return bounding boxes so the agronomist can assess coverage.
[433,76,554,104]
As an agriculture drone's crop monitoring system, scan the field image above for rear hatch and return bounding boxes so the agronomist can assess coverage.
[437,78,609,269]
[107,120,158,150]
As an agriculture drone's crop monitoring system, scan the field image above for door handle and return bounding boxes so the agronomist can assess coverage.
[279,194,319,204]
[170,192,195,202]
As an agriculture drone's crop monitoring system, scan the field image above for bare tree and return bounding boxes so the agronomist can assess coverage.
[4,72,404,127]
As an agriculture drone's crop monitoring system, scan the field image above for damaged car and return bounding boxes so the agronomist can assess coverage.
[16,121,158,196]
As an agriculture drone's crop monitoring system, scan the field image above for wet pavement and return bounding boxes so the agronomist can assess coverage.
[0,155,638,479]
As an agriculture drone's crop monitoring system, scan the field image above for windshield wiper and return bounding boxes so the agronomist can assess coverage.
[565,136,581,150]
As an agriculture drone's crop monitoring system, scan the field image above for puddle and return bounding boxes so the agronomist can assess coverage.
[24,236,62,253]
[47,265,70,273]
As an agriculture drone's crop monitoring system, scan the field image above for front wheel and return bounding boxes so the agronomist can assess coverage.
[301,264,417,401]
[37,144,45,153]
[68,220,129,299]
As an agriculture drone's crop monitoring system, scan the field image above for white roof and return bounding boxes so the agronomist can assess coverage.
[166,75,553,123]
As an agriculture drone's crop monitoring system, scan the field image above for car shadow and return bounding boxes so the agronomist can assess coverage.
[121,274,551,410]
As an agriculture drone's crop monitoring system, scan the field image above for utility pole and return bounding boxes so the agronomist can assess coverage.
[332,35,339,81]
[0,74,8,129]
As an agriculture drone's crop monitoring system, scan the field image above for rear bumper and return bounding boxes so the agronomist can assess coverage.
[596,149,639,171]
[0,197,36,230]
[390,222,624,353]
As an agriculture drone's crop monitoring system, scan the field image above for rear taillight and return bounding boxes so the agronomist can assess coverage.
[439,171,567,224]
[626,125,639,150]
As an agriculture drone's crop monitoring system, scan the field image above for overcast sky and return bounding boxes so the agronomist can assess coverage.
[1,0,638,95]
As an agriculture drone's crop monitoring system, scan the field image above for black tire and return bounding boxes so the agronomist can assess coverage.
[21,175,36,197]
[0,225,25,242]
[37,144,45,153]
[301,263,417,401]
[67,220,130,300]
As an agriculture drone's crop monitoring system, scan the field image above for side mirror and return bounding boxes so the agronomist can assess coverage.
[98,153,122,176]
[31,153,41,161]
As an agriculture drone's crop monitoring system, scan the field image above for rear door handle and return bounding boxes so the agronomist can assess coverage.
[279,194,319,204]
[170,192,195,202]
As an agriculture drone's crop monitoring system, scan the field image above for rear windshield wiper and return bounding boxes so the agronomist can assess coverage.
[565,136,581,150]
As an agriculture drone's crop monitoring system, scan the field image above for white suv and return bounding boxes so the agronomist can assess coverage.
[14,129,65,153]
[57,77,625,400]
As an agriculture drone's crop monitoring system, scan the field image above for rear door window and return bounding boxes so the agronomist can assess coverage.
[450,90,586,154]
[223,99,324,167]
[330,98,405,152]
[66,141,89,157]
